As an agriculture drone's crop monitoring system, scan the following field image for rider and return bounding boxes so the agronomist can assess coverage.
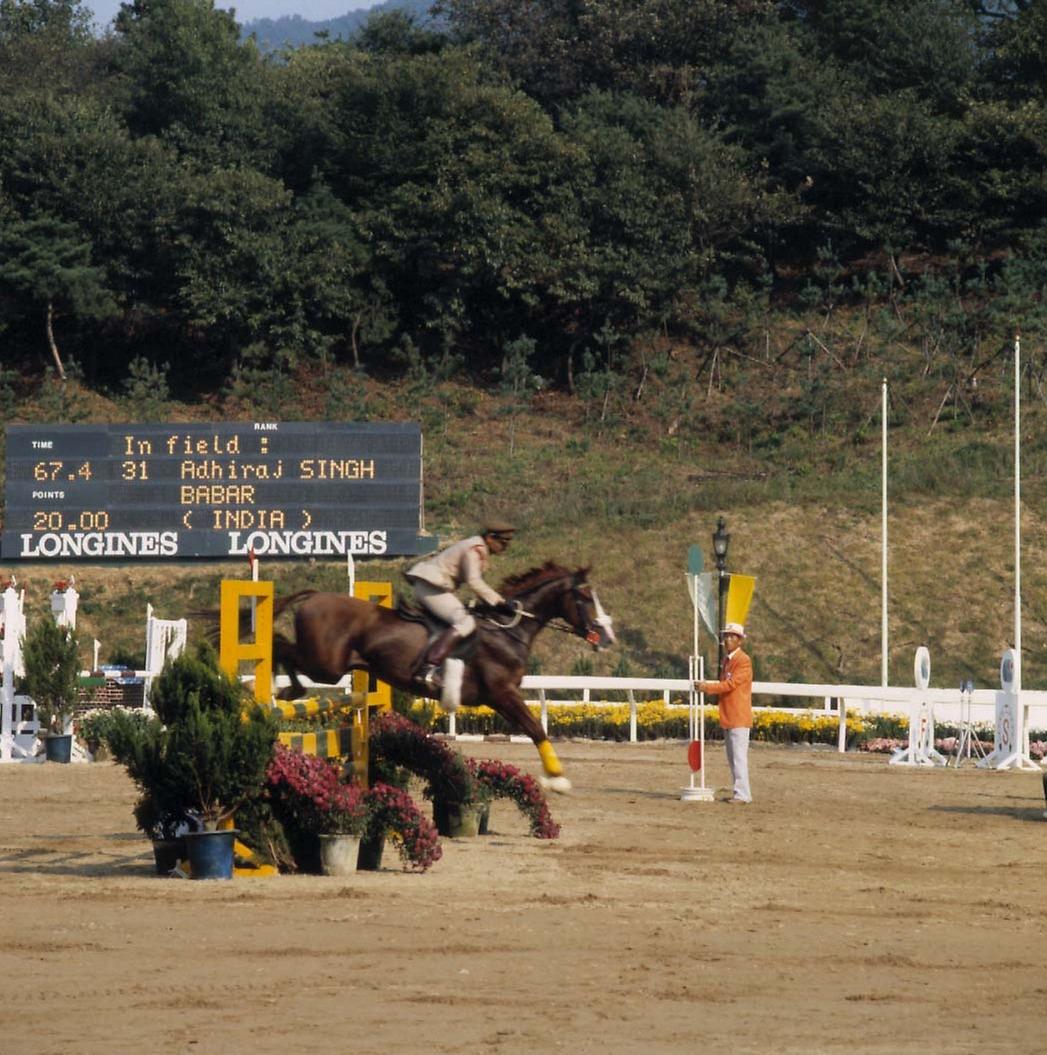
[405,518,517,690]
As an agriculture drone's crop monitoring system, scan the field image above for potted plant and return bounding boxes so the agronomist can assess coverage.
[265,745,370,875]
[76,707,137,762]
[108,644,276,879]
[165,694,274,878]
[369,711,489,837]
[358,782,443,872]
[20,616,81,763]
[106,708,191,872]
[467,758,561,838]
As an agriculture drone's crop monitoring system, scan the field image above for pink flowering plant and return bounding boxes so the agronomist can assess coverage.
[467,758,561,839]
[364,782,442,872]
[266,745,369,837]
[369,711,481,805]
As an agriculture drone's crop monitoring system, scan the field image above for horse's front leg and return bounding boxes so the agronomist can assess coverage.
[490,683,571,794]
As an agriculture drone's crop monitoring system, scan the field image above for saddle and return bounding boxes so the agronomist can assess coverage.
[394,599,480,675]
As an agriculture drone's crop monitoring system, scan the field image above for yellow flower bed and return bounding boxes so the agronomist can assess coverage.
[406,698,876,746]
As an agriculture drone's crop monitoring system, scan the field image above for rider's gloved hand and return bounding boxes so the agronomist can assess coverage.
[494,600,517,617]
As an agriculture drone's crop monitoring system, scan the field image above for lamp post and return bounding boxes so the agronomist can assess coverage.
[712,516,730,672]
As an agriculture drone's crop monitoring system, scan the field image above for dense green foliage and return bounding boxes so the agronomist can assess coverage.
[107,644,276,833]
[19,615,81,732]
[4,0,1047,408]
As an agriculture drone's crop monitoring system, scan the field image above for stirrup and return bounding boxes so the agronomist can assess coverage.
[422,665,441,691]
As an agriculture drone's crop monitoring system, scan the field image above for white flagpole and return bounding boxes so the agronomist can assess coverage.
[881,378,888,690]
[693,584,708,792]
[1014,333,1023,735]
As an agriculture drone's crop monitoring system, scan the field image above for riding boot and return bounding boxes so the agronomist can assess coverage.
[421,628,462,691]
[426,627,462,667]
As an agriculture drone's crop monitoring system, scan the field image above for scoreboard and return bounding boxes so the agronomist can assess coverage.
[1,421,436,561]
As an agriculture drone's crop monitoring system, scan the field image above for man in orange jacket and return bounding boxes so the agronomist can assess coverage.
[695,622,753,803]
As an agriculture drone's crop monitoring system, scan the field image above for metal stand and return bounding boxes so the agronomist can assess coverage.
[951,680,987,767]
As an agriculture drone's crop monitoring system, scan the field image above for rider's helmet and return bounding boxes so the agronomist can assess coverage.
[482,518,516,542]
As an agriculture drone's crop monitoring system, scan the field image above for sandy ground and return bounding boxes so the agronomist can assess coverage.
[2,739,1047,1055]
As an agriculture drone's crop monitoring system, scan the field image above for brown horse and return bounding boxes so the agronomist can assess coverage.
[271,562,615,792]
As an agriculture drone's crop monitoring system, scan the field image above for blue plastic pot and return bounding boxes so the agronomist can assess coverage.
[185,829,238,880]
[44,734,73,763]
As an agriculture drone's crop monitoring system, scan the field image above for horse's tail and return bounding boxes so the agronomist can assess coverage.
[190,605,222,644]
[271,589,319,620]
[191,589,319,645]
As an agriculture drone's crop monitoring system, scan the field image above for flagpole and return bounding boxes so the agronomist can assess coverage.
[882,378,888,689]
[1014,333,1023,734]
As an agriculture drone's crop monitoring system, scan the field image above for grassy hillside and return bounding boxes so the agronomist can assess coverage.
[3,328,1044,698]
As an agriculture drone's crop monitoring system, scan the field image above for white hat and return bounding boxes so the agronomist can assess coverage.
[720,622,746,638]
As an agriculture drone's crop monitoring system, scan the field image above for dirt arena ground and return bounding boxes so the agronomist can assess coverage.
[2,739,1046,1055]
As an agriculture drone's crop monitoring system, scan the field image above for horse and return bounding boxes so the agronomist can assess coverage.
[270,562,616,792]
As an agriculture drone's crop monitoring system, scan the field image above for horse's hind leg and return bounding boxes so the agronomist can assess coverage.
[491,684,572,794]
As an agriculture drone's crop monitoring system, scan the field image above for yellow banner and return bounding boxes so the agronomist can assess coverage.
[725,574,756,627]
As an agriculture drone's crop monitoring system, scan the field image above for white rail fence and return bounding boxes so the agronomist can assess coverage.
[439,676,1047,759]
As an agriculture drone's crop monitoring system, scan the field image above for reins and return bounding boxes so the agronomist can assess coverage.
[486,606,577,636]
[482,573,592,640]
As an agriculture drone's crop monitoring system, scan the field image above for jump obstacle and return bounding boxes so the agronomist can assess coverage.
[217,578,393,779]
[889,647,948,767]
[1,579,84,763]
[215,578,392,877]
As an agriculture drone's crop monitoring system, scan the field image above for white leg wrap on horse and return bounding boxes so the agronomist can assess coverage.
[441,658,464,714]
[539,774,572,794]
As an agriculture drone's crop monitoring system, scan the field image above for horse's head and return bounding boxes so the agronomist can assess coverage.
[502,562,616,650]
[564,569,616,651]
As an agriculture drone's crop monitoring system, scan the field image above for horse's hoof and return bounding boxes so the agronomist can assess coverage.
[540,775,572,795]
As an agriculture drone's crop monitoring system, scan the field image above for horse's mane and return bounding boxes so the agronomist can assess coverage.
[500,561,577,597]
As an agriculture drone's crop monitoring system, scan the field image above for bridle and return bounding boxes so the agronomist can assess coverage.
[487,573,611,646]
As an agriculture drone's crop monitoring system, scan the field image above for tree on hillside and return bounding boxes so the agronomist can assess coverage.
[111,0,272,164]
[355,8,446,54]
[705,2,983,260]
[0,213,115,378]
[436,0,776,110]
[0,0,96,86]
[318,47,589,372]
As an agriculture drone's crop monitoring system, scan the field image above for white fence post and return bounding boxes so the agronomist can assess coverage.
[836,697,847,753]
[1,584,38,764]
